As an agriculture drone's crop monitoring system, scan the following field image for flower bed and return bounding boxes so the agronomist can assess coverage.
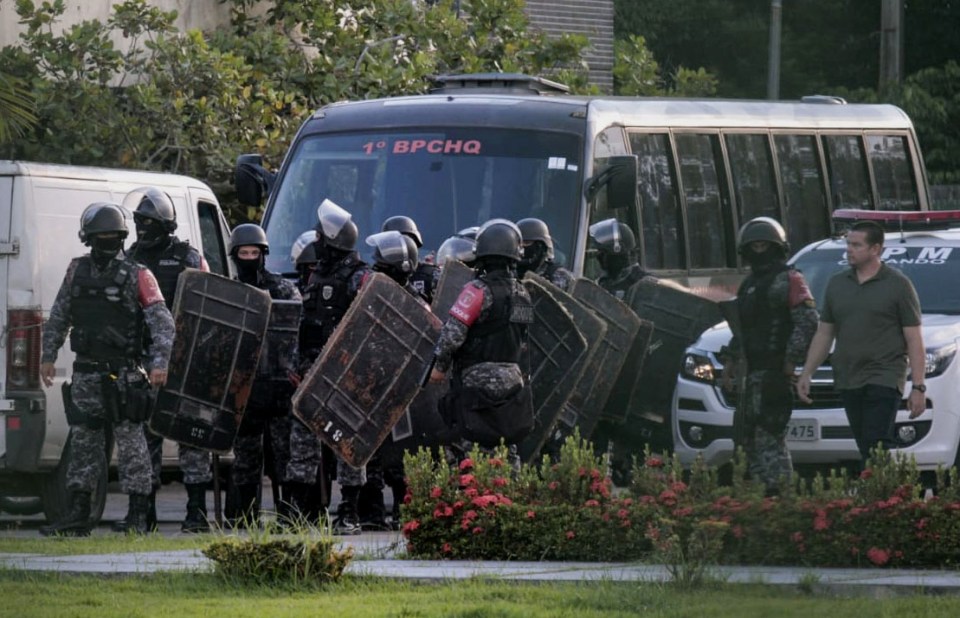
[401,436,960,568]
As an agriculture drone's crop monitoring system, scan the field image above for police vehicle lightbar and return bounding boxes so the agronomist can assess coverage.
[832,209,960,231]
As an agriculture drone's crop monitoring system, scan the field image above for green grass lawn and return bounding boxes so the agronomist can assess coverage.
[0,571,959,617]
[0,533,212,556]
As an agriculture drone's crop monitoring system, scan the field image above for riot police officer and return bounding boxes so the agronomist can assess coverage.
[227,224,302,527]
[381,216,436,303]
[516,217,575,291]
[720,217,819,495]
[291,230,319,292]
[39,203,175,536]
[122,186,212,533]
[588,218,653,299]
[429,219,534,462]
[285,200,370,535]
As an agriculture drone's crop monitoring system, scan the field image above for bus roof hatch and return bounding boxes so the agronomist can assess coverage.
[430,73,570,96]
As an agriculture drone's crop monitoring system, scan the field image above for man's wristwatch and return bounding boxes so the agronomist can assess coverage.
[912,384,927,393]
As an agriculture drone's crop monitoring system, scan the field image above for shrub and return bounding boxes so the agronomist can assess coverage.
[203,533,353,586]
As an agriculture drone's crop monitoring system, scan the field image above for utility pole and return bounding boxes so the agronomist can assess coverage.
[767,0,782,100]
[879,0,903,89]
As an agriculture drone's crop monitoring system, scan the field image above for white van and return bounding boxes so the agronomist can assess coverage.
[0,161,234,522]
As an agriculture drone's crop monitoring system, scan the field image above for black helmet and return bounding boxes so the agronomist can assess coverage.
[588,218,636,255]
[737,217,788,254]
[457,226,480,240]
[229,223,269,256]
[291,230,318,265]
[475,219,523,261]
[366,231,419,273]
[316,199,358,251]
[517,217,555,260]
[78,202,129,244]
[123,186,177,232]
[436,236,477,266]
[381,215,423,248]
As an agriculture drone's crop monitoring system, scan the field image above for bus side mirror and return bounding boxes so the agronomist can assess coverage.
[585,155,639,211]
[235,154,276,207]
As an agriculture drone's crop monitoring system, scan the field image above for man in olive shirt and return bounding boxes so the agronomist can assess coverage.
[796,220,925,465]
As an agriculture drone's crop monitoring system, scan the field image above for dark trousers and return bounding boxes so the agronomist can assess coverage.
[840,384,901,465]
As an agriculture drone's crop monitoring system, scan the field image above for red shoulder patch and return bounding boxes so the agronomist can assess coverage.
[199,256,210,273]
[360,271,371,289]
[138,268,165,307]
[787,270,814,308]
[450,283,484,326]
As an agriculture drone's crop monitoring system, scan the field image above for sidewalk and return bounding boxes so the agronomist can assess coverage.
[3,531,960,596]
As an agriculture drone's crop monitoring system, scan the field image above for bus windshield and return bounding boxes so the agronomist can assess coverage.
[263,128,583,273]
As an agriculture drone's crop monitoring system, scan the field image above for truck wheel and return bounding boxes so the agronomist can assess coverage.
[0,496,44,516]
[40,437,108,524]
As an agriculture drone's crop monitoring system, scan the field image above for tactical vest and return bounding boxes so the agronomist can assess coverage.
[599,263,647,299]
[456,273,534,371]
[738,264,792,371]
[410,262,437,302]
[131,237,193,309]
[68,258,143,361]
[301,254,365,356]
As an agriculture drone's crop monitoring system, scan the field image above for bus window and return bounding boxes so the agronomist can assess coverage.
[627,132,683,270]
[724,133,780,227]
[823,134,874,210]
[674,133,733,269]
[774,134,830,249]
[866,134,919,211]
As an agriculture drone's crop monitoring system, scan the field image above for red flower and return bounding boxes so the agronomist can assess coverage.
[472,526,484,535]
[584,499,600,507]
[492,477,508,487]
[489,458,504,468]
[670,481,688,493]
[526,510,536,519]
[618,508,629,519]
[403,494,412,504]
[433,504,454,518]
[429,486,443,499]
[472,495,498,509]
[672,506,693,518]
[459,458,474,470]
[498,495,513,506]
[459,473,476,487]
[578,467,588,477]
[646,456,664,468]
[453,500,465,510]
[621,498,633,507]
[867,547,890,566]
[620,519,632,528]
[548,481,560,491]
[859,468,873,480]
[442,543,452,554]
[566,530,576,539]
[658,490,678,506]
[732,525,744,539]
[791,531,804,544]
[590,468,601,480]
[464,487,479,498]
[401,519,421,537]
[813,511,830,531]
[462,509,479,521]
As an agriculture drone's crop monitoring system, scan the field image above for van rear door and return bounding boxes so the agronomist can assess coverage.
[0,171,15,458]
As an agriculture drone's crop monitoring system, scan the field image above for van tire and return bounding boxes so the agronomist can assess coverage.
[0,496,44,516]
[40,436,108,524]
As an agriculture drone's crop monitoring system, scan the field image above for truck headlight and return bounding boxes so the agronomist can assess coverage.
[925,343,957,378]
[682,352,718,384]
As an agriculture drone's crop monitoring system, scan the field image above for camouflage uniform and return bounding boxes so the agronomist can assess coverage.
[533,260,576,293]
[409,260,437,304]
[725,266,819,492]
[41,254,174,498]
[597,263,652,300]
[435,270,533,469]
[129,236,212,488]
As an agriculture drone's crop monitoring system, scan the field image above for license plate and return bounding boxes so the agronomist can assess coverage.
[786,418,818,441]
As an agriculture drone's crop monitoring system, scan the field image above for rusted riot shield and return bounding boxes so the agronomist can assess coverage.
[601,316,655,425]
[517,274,593,462]
[248,299,302,410]
[623,279,723,428]
[431,259,474,318]
[293,273,442,468]
[562,279,642,440]
[150,271,272,454]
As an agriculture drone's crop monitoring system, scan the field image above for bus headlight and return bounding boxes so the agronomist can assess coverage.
[682,352,718,384]
[925,343,957,378]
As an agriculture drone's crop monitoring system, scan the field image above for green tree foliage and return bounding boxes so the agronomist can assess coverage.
[613,34,717,97]
[0,70,35,141]
[0,0,591,222]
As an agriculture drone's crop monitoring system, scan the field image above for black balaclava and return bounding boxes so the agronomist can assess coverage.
[517,242,547,277]
[90,235,124,269]
[313,237,350,273]
[373,261,410,287]
[233,250,263,285]
[134,216,169,250]
[742,244,786,273]
[597,251,630,277]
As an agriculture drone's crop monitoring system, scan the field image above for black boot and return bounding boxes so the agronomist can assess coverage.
[40,491,93,537]
[359,481,389,531]
[389,482,406,531]
[280,482,315,525]
[112,488,157,532]
[125,493,153,535]
[181,483,209,533]
[333,485,362,536]
[228,483,260,529]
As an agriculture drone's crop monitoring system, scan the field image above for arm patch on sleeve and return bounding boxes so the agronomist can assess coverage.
[138,268,165,307]
[450,283,484,326]
[788,270,815,308]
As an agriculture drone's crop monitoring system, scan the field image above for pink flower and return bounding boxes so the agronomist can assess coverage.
[452,500,465,510]
[621,498,633,507]
[867,547,890,566]
[584,499,600,507]
[590,468,601,480]
[464,487,479,498]
[791,531,804,544]
[646,456,664,468]
[488,458,504,468]
[401,519,421,537]
[429,486,443,499]
[442,543,452,554]
[658,490,677,506]
[459,473,476,487]
[472,495,499,509]
[670,481,688,493]
[859,468,873,480]
[433,504,454,518]
[459,458,474,470]
[472,526,484,535]
[618,508,629,519]
[526,510,536,519]
[566,530,576,539]
[672,506,693,518]
[732,525,744,539]
[549,481,559,491]
[492,477,508,487]
[578,467,588,477]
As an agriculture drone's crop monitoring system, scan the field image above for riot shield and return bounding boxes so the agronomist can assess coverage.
[601,316,655,424]
[150,271,272,454]
[248,299,302,409]
[293,273,442,468]
[431,259,474,318]
[517,274,593,462]
[622,278,723,429]
[563,279,642,440]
